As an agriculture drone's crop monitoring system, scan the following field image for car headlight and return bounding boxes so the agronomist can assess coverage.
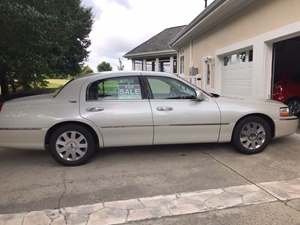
[280,107,290,117]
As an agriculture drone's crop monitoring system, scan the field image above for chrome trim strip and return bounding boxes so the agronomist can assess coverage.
[101,125,153,129]
[0,128,42,131]
[280,118,299,121]
[167,123,229,126]
[101,123,229,129]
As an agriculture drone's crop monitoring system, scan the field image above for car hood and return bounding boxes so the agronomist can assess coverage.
[215,96,286,107]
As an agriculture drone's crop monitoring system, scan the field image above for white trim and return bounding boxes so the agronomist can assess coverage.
[214,21,300,99]
[171,0,255,48]
[124,50,177,59]
[142,59,147,71]
[155,58,160,72]
[170,56,174,73]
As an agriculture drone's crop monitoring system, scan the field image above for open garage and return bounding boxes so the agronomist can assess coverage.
[272,36,300,116]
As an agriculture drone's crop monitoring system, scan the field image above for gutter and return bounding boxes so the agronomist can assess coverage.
[124,49,177,59]
[170,0,227,47]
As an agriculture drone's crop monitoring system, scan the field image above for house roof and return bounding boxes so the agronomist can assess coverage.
[170,0,255,48]
[124,25,186,59]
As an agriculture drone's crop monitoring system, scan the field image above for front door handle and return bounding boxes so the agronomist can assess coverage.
[156,106,173,111]
[86,107,104,112]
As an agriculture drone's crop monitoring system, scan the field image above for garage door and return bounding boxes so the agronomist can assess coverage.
[221,50,253,97]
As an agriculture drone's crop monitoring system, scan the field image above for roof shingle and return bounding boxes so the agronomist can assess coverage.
[124,25,186,58]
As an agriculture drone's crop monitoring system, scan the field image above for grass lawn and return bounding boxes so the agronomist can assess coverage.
[45,79,70,89]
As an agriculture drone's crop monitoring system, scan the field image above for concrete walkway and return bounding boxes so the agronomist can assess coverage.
[1,177,300,225]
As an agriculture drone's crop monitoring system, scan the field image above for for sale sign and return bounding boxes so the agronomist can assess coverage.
[118,84,141,99]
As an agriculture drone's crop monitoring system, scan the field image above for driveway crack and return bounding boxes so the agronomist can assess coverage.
[57,170,67,209]
[202,151,283,202]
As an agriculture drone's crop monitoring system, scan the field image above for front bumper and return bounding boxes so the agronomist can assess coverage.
[275,117,299,138]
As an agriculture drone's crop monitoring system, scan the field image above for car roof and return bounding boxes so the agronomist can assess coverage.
[75,71,175,82]
[55,71,184,99]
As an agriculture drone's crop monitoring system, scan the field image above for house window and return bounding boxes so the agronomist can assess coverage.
[249,50,253,62]
[180,56,184,74]
[206,63,211,85]
[160,61,170,72]
[134,60,143,70]
[224,56,230,66]
[146,61,154,71]
[239,52,247,62]
[223,49,253,66]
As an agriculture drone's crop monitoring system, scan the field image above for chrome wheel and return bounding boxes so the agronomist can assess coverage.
[55,131,88,161]
[240,122,266,150]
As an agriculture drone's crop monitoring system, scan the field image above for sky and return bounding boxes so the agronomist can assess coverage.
[81,0,214,71]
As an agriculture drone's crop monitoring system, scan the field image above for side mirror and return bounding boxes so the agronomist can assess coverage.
[195,91,205,102]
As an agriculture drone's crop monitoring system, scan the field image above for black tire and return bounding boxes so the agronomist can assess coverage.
[49,124,96,166]
[287,99,300,117]
[232,116,272,154]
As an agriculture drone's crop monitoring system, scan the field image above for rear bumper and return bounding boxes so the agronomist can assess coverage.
[0,128,46,149]
[274,117,299,138]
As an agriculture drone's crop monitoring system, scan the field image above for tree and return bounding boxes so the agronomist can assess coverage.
[117,58,125,71]
[0,0,93,97]
[97,61,112,72]
[80,65,94,75]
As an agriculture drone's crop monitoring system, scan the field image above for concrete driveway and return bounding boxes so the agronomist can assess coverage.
[1,134,300,225]
[1,134,300,215]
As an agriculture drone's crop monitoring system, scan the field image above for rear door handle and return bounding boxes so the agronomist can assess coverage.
[86,107,104,112]
[156,106,173,111]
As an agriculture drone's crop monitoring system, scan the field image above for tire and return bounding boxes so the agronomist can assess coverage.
[287,99,300,117]
[49,124,96,166]
[232,116,272,154]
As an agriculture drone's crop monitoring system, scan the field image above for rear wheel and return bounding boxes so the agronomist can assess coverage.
[232,116,272,154]
[288,99,300,116]
[49,124,96,166]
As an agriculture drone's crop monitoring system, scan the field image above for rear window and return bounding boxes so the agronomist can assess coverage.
[87,76,142,101]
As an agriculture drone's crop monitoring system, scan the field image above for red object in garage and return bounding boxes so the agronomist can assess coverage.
[272,75,300,116]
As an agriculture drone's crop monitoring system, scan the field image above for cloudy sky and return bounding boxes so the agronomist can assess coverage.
[81,0,214,71]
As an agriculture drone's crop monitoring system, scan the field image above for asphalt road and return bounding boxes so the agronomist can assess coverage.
[1,134,300,215]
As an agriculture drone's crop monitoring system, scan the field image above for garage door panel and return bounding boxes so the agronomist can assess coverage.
[222,61,253,97]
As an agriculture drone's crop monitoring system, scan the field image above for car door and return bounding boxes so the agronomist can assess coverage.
[145,75,221,144]
[80,76,153,147]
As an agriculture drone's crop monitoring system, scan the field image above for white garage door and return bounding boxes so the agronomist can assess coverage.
[221,50,253,97]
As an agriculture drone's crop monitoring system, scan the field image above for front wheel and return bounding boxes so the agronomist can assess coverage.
[232,116,272,154]
[49,124,96,166]
[288,99,300,116]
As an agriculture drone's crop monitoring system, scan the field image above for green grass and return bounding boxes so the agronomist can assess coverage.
[45,79,70,89]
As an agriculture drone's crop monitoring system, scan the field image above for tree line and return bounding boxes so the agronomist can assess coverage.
[0,0,93,98]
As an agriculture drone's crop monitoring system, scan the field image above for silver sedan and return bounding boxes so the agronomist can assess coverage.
[0,72,298,166]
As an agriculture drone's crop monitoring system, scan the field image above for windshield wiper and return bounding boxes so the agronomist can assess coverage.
[166,96,195,99]
[210,93,220,98]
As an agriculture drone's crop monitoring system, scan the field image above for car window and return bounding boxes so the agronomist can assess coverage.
[147,76,196,99]
[87,76,142,101]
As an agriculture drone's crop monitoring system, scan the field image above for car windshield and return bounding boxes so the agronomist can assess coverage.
[177,76,219,98]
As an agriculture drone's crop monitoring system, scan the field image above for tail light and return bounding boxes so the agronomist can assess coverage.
[273,83,283,95]
[273,81,286,102]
